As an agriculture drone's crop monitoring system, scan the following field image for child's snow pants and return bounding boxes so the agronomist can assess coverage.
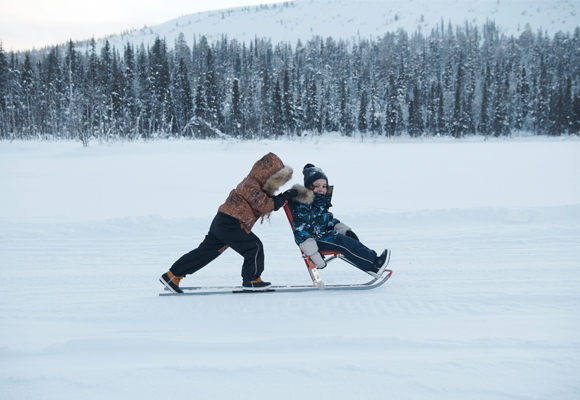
[170,212,264,282]
[316,233,378,272]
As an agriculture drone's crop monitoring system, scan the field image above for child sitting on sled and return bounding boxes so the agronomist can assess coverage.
[289,163,390,275]
[160,152,297,293]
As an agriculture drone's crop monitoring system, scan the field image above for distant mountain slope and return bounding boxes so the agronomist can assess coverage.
[89,0,579,51]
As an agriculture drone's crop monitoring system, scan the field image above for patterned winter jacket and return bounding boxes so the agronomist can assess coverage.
[289,184,342,244]
[218,152,293,233]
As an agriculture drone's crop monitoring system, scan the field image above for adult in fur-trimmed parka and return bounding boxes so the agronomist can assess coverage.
[160,153,297,293]
[289,163,390,274]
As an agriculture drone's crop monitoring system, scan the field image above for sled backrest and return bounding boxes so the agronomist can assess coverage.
[283,201,341,258]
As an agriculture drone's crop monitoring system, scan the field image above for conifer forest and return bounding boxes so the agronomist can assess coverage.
[1,22,579,144]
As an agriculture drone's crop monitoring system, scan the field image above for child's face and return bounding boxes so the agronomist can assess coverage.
[312,179,328,195]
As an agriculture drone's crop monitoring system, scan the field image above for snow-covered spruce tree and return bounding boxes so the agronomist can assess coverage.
[122,42,138,139]
[20,53,36,138]
[491,61,506,137]
[561,76,574,135]
[135,43,152,139]
[205,48,222,131]
[514,65,529,133]
[304,74,320,134]
[231,77,243,137]
[271,78,284,136]
[194,76,206,122]
[174,33,193,80]
[46,46,66,139]
[259,58,272,138]
[479,60,493,137]
[64,40,85,143]
[282,67,296,135]
[97,40,113,139]
[110,51,125,138]
[81,39,97,144]
[463,63,476,135]
[358,85,368,134]
[548,82,562,136]
[339,77,352,136]
[436,82,445,136]
[173,58,193,136]
[149,37,173,136]
[3,48,21,140]
[451,53,464,138]
[426,82,437,135]
[408,84,424,137]
[318,79,329,134]
[320,37,341,133]
[0,42,7,139]
[384,75,397,137]
[535,54,550,136]
[369,85,382,137]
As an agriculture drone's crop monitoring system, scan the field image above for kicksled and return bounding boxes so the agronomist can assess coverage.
[160,202,392,296]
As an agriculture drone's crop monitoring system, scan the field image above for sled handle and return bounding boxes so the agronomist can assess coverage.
[282,201,294,229]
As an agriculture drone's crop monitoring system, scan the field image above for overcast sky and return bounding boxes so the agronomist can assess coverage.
[1,0,281,52]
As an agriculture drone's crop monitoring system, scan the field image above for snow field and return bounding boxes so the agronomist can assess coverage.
[0,136,579,399]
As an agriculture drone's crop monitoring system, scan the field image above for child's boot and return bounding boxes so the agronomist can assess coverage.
[242,277,272,290]
[375,249,391,276]
[160,271,184,293]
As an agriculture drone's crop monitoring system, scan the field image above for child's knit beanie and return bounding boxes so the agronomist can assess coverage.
[303,163,328,188]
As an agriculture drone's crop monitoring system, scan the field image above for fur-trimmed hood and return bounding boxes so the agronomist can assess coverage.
[262,165,293,196]
[291,184,333,205]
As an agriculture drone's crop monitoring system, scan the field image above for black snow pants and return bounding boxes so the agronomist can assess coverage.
[169,212,265,282]
[316,233,378,272]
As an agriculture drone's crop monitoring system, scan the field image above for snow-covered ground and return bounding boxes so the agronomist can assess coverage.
[1,135,579,399]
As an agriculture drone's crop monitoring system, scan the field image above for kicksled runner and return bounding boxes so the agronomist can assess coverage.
[160,202,392,296]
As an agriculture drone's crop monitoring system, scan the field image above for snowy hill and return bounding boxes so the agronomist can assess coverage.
[91,0,580,51]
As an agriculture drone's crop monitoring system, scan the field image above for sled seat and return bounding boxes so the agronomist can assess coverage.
[283,201,356,290]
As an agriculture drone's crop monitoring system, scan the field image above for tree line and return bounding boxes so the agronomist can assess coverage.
[1,21,579,144]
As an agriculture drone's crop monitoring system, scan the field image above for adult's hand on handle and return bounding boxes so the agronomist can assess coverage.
[273,189,298,210]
